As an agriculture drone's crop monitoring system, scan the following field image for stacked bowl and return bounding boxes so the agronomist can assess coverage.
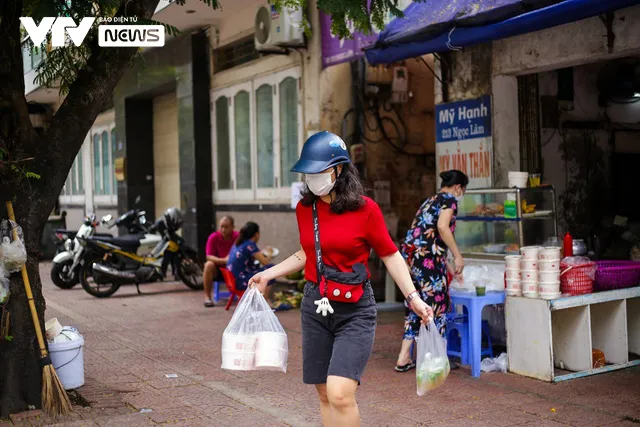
[520,246,541,297]
[505,255,522,296]
[537,247,561,299]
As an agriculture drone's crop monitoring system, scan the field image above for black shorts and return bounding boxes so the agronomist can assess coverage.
[301,281,377,385]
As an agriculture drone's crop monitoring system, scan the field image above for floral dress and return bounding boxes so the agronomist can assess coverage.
[401,192,457,339]
[227,240,271,291]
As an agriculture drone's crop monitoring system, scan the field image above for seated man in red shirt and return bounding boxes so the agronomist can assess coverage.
[203,216,239,307]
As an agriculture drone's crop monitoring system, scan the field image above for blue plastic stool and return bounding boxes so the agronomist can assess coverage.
[213,280,230,303]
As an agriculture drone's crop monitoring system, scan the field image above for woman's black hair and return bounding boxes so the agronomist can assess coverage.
[300,163,365,214]
[236,222,260,245]
[439,169,469,188]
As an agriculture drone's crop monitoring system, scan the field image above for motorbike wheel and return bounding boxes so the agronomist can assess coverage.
[80,258,121,298]
[177,256,204,290]
[51,260,78,289]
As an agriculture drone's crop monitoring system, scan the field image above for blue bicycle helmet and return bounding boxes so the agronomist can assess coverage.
[290,131,351,174]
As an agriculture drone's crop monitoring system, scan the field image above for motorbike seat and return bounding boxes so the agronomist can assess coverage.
[54,229,77,235]
[87,234,142,251]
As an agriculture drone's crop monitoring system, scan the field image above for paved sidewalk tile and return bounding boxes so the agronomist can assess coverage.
[3,263,636,427]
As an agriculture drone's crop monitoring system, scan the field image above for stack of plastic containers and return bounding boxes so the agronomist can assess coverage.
[520,246,540,298]
[505,255,522,296]
[537,247,561,299]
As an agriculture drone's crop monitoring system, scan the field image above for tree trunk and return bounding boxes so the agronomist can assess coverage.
[0,0,162,417]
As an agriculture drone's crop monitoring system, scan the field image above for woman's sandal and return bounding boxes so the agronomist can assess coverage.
[204,300,215,308]
[394,362,416,372]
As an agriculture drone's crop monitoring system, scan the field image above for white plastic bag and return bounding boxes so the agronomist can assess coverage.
[450,264,506,292]
[481,352,508,373]
[1,220,27,274]
[221,287,288,373]
[0,264,9,305]
[416,319,450,396]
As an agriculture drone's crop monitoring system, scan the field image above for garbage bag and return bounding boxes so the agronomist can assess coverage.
[416,319,450,396]
[481,352,508,373]
[221,287,288,373]
[1,220,27,274]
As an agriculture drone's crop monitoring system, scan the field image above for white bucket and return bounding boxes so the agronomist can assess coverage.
[49,337,85,390]
[521,270,538,282]
[539,247,561,260]
[505,269,521,280]
[505,255,521,269]
[221,351,255,370]
[521,259,538,270]
[539,271,560,282]
[520,246,542,260]
[508,171,529,188]
[539,281,560,294]
[522,280,538,295]
[538,259,560,271]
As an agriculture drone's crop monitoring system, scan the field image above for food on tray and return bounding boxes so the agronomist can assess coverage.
[521,200,536,214]
[506,244,520,254]
[471,203,504,216]
[483,244,507,254]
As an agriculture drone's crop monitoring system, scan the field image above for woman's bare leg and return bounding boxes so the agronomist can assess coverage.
[315,384,331,426]
[325,375,359,427]
[396,338,413,366]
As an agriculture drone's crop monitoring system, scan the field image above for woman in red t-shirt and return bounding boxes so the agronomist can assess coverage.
[250,131,432,427]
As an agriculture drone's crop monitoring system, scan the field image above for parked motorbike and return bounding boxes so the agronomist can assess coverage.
[50,208,152,289]
[53,229,77,256]
[50,214,113,289]
[77,207,203,298]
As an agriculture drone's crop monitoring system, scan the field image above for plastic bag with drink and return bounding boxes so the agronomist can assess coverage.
[416,319,450,396]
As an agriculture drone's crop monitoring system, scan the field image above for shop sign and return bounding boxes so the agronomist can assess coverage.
[319,0,413,68]
[435,95,492,189]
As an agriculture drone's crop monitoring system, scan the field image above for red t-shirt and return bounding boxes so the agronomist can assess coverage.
[296,196,398,283]
[205,231,239,258]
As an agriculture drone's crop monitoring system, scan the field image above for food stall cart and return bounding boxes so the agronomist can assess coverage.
[455,185,640,381]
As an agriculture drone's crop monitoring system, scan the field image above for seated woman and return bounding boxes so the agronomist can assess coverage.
[227,222,275,296]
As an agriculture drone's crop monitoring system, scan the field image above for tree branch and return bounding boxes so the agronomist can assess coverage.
[30,0,161,223]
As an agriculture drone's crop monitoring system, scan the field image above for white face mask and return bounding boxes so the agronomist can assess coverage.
[305,171,335,196]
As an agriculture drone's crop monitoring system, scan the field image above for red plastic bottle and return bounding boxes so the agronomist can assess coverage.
[563,232,573,257]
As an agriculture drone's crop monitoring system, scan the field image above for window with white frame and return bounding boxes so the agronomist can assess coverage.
[212,67,302,202]
[92,126,117,199]
[62,152,84,196]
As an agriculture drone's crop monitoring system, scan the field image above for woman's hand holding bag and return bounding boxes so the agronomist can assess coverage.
[409,297,434,324]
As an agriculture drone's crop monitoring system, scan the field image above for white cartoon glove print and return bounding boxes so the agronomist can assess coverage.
[314,297,334,317]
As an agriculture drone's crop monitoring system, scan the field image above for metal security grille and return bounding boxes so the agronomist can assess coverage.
[213,36,260,73]
[518,74,542,173]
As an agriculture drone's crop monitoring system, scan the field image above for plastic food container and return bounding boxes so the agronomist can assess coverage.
[539,247,561,260]
[505,255,521,269]
[539,271,560,282]
[221,334,257,371]
[520,246,542,260]
[508,171,529,188]
[521,270,538,281]
[539,292,561,300]
[538,281,560,294]
[522,280,538,295]
[521,259,538,270]
[538,259,560,271]
[506,279,522,297]
[254,332,288,371]
[505,269,521,280]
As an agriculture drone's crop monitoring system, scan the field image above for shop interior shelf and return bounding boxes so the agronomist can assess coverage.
[506,287,640,382]
[457,214,554,222]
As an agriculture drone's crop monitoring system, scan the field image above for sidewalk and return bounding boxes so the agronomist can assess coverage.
[2,263,638,426]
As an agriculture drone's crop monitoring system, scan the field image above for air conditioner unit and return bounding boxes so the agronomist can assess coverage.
[254,4,305,52]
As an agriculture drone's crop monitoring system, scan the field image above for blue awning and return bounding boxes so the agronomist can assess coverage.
[365,0,640,65]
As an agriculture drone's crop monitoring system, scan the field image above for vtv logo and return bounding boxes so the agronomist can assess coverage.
[20,17,96,47]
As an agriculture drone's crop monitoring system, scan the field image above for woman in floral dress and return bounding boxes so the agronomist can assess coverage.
[394,170,469,372]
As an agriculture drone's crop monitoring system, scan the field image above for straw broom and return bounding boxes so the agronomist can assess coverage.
[5,201,73,417]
